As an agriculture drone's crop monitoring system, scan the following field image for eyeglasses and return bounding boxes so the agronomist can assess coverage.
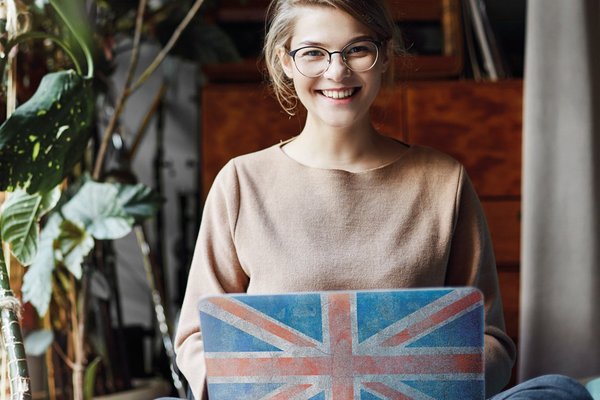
[287,39,381,78]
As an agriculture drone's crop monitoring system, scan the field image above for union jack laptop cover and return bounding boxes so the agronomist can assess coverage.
[197,288,484,400]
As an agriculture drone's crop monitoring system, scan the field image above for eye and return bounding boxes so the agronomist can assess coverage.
[296,47,327,59]
[345,42,375,57]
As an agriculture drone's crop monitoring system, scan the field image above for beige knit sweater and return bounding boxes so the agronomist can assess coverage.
[175,142,516,399]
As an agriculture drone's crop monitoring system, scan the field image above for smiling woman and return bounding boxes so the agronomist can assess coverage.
[264,0,397,116]
[171,2,592,400]
[270,4,406,173]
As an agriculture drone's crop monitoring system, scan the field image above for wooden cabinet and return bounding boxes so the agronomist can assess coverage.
[201,79,523,380]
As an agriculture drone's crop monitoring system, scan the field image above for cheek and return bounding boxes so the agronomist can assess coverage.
[283,64,294,80]
[291,74,310,92]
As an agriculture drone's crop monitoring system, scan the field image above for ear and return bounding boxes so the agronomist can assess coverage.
[277,47,294,79]
[380,41,392,73]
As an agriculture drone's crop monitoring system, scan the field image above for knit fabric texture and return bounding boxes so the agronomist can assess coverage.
[175,143,517,399]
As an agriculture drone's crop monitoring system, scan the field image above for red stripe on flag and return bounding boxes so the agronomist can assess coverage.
[382,291,482,347]
[209,298,318,348]
[328,293,355,399]
[206,353,482,377]
[266,384,312,399]
[363,382,413,400]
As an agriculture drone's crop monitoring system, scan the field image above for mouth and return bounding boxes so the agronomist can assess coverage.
[319,88,360,100]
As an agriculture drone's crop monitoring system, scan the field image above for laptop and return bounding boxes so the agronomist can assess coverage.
[198,287,484,399]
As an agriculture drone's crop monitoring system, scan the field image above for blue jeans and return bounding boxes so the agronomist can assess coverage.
[489,374,593,399]
[156,374,593,399]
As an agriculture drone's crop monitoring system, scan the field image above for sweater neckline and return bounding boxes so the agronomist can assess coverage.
[274,137,414,175]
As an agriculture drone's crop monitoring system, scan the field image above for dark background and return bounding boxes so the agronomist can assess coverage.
[485,0,526,77]
[216,0,527,78]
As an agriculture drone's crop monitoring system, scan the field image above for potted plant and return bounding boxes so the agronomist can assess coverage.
[0,0,206,398]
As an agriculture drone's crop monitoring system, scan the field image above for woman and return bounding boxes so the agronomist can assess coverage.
[172,1,592,399]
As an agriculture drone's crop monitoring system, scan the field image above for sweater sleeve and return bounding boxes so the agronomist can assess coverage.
[444,167,517,398]
[174,160,249,400]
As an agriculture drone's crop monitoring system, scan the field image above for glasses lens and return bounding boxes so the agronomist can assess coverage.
[290,41,380,77]
[343,41,379,72]
[293,47,330,77]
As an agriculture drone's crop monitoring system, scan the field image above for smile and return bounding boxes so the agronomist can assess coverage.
[319,88,358,99]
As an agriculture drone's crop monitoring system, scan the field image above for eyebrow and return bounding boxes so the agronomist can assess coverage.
[297,35,374,47]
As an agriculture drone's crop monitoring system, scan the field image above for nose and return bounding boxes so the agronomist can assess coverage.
[323,53,350,81]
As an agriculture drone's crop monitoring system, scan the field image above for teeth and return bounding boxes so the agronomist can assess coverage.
[321,89,355,99]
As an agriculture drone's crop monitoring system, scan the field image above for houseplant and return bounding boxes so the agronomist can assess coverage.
[0,0,207,398]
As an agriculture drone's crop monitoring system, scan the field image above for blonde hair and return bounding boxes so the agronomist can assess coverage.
[263,0,402,115]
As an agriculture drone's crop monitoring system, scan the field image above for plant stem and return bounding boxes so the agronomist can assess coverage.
[135,226,186,398]
[77,268,90,399]
[68,273,79,399]
[1,348,6,400]
[49,0,93,78]
[0,244,31,400]
[2,32,82,76]
[128,0,204,94]
[128,82,168,160]
[44,313,56,400]
[92,0,205,180]
[92,0,148,180]
[0,41,30,399]
[6,45,16,121]
[69,268,89,400]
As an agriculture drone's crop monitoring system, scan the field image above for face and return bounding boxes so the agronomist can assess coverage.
[279,6,389,130]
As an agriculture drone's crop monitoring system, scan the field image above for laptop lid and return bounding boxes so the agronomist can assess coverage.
[198,287,484,399]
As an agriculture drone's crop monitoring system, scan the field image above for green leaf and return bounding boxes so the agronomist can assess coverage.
[0,235,8,287]
[62,181,134,240]
[56,219,94,279]
[0,70,93,193]
[84,356,102,400]
[49,0,94,76]
[115,183,162,223]
[37,186,62,218]
[24,329,54,356]
[0,190,41,265]
[22,214,61,317]
[0,187,62,265]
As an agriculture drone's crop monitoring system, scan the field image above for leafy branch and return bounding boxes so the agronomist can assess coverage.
[93,0,205,179]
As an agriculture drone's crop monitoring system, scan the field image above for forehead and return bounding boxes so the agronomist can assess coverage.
[289,5,373,48]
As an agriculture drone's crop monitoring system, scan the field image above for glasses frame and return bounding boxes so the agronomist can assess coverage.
[287,39,382,78]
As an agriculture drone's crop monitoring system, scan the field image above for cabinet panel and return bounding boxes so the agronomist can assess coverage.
[482,200,521,265]
[201,84,303,197]
[497,267,520,342]
[405,80,523,197]
[371,86,406,141]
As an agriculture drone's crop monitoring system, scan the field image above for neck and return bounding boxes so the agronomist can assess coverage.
[287,115,384,170]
